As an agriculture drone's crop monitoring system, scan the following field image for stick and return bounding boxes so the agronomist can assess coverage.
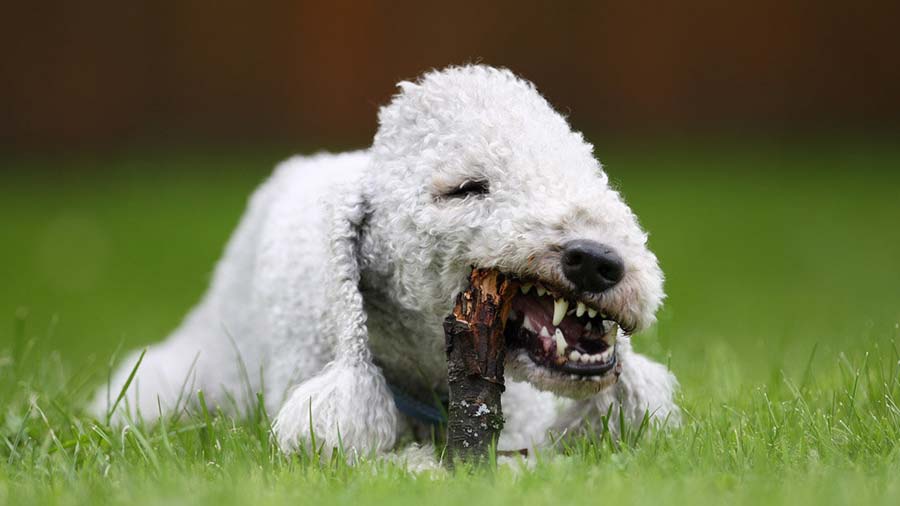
[443,268,518,467]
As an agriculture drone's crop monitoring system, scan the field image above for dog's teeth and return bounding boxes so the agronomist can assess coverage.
[540,326,551,339]
[598,348,614,363]
[569,350,581,362]
[521,283,533,294]
[587,308,597,318]
[603,321,619,340]
[554,329,567,357]
[523,315,536,332]
[552,298,569,326]
[580,353,590,363]
[601,323,618,346]
[536,285,547,296]
[576,302,586,317]
[584,322,592,332]
[603,323,619,347]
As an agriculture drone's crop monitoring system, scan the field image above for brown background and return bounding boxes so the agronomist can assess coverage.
[2,0,898,152]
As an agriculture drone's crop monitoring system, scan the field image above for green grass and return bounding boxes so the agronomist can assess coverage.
[2,139,900,504]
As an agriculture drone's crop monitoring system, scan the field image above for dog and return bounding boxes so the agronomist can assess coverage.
[93,65,679,465]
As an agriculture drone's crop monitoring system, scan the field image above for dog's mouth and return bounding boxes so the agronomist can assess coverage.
[503,279,622,378]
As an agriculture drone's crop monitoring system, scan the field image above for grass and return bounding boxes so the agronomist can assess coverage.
[2,138,900,504]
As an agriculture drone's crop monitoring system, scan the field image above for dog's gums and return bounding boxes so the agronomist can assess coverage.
[502,279,622,381]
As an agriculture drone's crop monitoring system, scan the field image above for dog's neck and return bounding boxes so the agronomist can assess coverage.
[360,278,449,399]
[355,218,447,399]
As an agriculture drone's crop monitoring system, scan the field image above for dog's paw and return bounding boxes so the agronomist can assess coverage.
[382,443,444,474]
[272,359,399,458]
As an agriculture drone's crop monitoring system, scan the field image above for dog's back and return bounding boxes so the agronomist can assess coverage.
[94,151,371,420]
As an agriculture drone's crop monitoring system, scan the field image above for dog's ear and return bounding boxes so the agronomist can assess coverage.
[321,184,372,362]
[273,184,399,456]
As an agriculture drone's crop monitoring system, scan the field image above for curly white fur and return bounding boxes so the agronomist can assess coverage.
[92,65,679,463]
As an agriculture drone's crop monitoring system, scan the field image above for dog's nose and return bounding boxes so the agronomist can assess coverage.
[560,240,625,293]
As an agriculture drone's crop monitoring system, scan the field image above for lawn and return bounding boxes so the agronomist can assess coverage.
[2,139,900,505]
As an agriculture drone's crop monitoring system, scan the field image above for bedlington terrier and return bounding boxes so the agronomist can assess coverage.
[93,65,679,462]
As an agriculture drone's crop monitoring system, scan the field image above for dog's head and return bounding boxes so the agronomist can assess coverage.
[365,66,664,398]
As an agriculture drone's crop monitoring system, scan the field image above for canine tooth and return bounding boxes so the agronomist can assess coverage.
[587,308,597,318]
[569,350,581,362]
[603,321,619,341]
[552,298,569,326]
[540,326,551,338]
[521,283,533,294]
[554,329,567,357]
[576,302,586,317]
[600,327,617,347]
[536,285,547,296]
[523,315,534,332]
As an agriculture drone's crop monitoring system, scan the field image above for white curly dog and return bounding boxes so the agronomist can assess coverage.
[93,65,679,464]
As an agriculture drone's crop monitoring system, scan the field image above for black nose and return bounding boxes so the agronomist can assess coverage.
[560,240,625,293]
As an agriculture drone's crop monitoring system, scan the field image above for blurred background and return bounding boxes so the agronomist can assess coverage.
[2,1,899,397]
[3,0,899,150]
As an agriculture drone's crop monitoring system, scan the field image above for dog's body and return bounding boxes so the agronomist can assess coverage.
[94,66,679,463]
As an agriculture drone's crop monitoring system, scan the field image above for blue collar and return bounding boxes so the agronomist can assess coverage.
[387,383,448,426]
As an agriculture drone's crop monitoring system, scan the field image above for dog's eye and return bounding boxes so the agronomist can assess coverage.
[442,180,490,199]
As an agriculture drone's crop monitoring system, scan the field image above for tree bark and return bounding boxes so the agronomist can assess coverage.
[443,268,518,467]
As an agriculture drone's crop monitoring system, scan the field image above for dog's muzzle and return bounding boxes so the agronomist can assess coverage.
[502,278,623,380]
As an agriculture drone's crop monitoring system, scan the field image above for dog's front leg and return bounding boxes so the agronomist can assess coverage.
[272,187,400,458]
[612,337,681,430]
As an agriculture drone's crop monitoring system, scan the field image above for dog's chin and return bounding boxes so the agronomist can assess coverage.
[498,276,626,399]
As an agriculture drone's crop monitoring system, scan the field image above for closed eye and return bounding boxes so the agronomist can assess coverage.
[441,179,490,199]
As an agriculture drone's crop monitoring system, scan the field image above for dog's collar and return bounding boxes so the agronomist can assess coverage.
[386,383,449,427]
